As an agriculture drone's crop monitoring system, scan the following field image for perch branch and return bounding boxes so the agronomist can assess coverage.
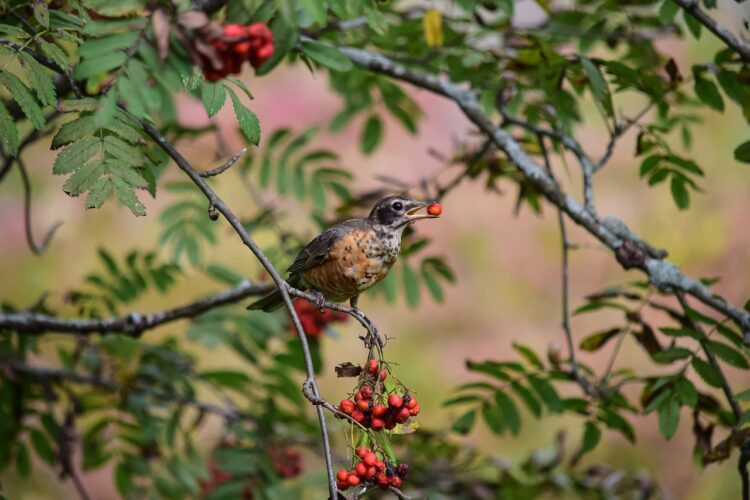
[673,0,750,62]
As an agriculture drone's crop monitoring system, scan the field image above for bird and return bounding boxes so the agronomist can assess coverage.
[247,195,440,312]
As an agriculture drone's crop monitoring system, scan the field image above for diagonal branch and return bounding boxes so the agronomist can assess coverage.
[17,158,63,256]
[673,0,750,62]
[335,44,750,345]
[0,280,274,335]
[135,118,339,499]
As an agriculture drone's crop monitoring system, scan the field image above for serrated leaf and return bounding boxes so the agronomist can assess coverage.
[79,32,140,58]
[33,1,49,27]
[694,76,724,112]
[0,101,19,155]
[63,159,106,195]
[53,137,99,174]
[74,51,128,80]
[657,395,680,440]
[704,340,749,369]
[39,40,69,70]
[528,375,563,413]
[512,343,544,369]
[227,88,260,145]
[675,377,699,407]
[112,176,146,216]
[19,52,56,106]
[85,177,113,208]
[580,57,612,114]
[52,115,97,148]
[300,0,327,24]
[361,114,382,154]
[106,159,148,188]
[106,114,143,143]
[691,357,722,387]
[511,381,542,417]
[402,263,420,308]
[0,70,45,129]
[494,391,520,435]
[481,402,505,434]
[59,98,99,112]
[201,82,227,118]
[735,388,750,401]
[651,347,693,363]
[581,421,601,455]
[598,407,635,443]
[104,135,142,165]
[300,39,353,72]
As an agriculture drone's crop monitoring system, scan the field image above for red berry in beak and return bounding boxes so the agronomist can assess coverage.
[427,203,442,216]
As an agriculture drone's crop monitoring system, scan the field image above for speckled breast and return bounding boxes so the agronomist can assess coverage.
[300,228,400,302]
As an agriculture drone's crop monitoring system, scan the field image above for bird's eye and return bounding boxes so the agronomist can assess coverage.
[392,201,403,211]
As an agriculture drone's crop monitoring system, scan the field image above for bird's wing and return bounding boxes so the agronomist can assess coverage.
[286,219,365,275]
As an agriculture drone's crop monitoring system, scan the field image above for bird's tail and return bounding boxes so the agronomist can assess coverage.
[246,276,300,312]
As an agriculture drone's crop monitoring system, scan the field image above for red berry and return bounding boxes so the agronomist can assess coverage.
[246,22,272,39]
[339,399,355,415]
[372,404,387,417]
[363,452,377,467]
[427,203,443,216]
[357,399,370,412]
[388,394,403,409]
[355,462,367,477]
[380,369,388,381]
[367,359,379,374]
[395,407,411,424]
[371,418,385,430]
[355,446,369,458]
[365,466,377,480]
[347,474,360,486]
[337,469,348,482]
[385,418,397,430]
[223,23,245,38]
[375,460,385,471]
[351,410,365,423]
[409,404,420,416]
[360,385,373,399]
[390,476,402,488]
[233,41,251,55]
[337,479,349,490]
[406,397,418,410]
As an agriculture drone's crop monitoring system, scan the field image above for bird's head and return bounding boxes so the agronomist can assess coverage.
[368,195,440,229]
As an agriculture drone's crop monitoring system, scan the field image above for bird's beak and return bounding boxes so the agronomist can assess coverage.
[405,201,439,221]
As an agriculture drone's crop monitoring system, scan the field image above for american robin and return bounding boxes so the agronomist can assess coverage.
[247,195,440,312]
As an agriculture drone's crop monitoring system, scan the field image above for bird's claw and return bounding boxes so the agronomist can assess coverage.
[312,291,326,312]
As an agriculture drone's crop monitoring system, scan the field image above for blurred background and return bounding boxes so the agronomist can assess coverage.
[1,1,749,498]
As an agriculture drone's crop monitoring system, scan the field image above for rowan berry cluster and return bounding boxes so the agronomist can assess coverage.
[338,359,420,430]
[290,298,349,338]
[201,22,274,81]
[336,445,409,491]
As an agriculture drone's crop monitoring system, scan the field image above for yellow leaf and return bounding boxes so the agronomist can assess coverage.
[423,9,443,48]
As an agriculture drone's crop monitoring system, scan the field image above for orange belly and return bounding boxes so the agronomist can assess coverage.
[300,230,395,303]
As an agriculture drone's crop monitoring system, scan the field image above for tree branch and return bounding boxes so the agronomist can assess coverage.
[335,44,750,345]
[135,118,339,498]
[17,158,63,256]
[199,147,247,177]
[0,279,274,335]
[673,0,750,62]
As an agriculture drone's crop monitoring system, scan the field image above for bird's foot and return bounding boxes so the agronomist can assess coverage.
[311,290,326,312]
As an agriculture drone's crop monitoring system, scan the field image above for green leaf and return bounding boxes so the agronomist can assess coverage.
[19,52,56,106]
[74,51,128,80]
[694,76,724,112]
[735,388,750,401]
[659,326,703,340]
[684,10,702,38]
[115,461,134,497]
[580,328,621,352]
[39,40,69,70]
[301,0,327,24]
[16,444,30,477]
[494,391,521,435]
[657,395,680,440]
[0,70,45,129]
[451,409,476,435]
[85,177,113,208]
[512,343,544,369]
[201,82,227,118]
[651,347,693,364]
[30,429,55,465]
[33,1,50,27]
[481,402,506,434]
[0,101,19,155]
[104,135,143,165]
[300,39,353,72]
[691,357,723,387]
[52,115,97,148]
[360,115,382,154]
[528,375,563,413]
[53,137,99,175]
[63,159,106,195]
[675,377,699,407]
[734,141,750,164]
[421,266,444,302]
[444,394,484,407]
[598,407,635,443]
[402,263,420,308]
[227,88,260,145]
[670,176,690,210]
[581,421,601,455]
[200,370,251,390]
[511,381,542,417]
[658,0,679,24]
[580,57,611,113]
[112,176,146,216]
[704,340,749,369]
[639,155,661,176]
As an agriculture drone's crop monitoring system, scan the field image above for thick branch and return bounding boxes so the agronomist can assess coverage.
[673,0,750,62]
[0,280,274,335]
[336,44,750,344]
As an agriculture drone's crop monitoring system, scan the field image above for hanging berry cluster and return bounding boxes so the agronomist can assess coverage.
[338,359,420,430]
[200,23,274,81]
[290,298,349,339]
[336,445,409,491]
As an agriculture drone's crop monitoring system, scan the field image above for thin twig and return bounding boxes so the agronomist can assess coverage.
[0,279,274,335]
[199,147,247,177]
[136,117,338,498]
[17,158,63,256]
